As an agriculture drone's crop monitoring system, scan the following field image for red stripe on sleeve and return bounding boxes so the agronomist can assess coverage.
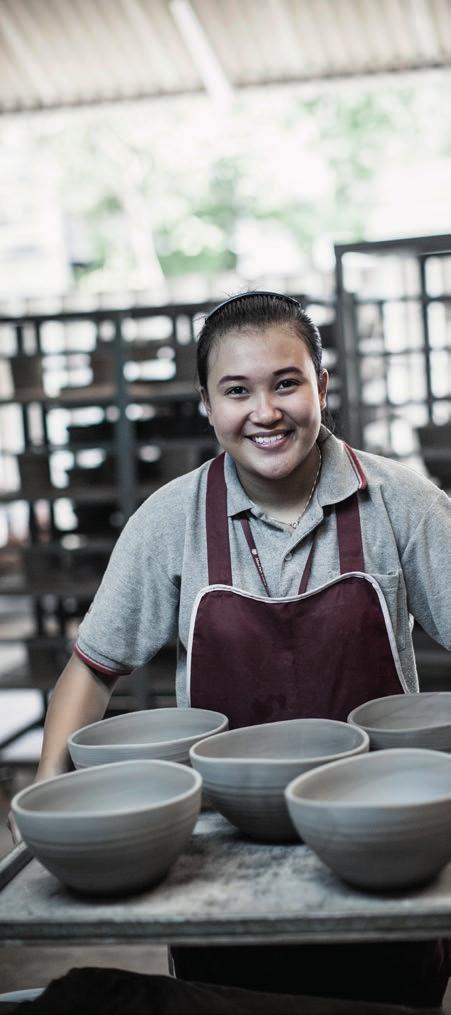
[74,643,131,678]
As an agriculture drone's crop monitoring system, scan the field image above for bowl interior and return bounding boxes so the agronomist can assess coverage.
[192,718,366,761]
[71,708,227,747]
[289,749,451,807]
[13,760,200,817]
[349,693,451,731]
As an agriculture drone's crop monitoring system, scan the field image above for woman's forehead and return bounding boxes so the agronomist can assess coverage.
[207,323,312,371]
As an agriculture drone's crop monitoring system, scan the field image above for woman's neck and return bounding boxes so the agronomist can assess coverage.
[236,444,322,524]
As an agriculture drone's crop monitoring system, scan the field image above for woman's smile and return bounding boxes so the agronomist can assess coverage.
[201,323,328,504]
[246,429,293,449]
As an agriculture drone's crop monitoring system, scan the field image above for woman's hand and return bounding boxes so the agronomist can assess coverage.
[4,655,116,850]
[35,653,116,783]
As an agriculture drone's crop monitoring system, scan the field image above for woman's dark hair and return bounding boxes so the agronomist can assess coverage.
[197,290,324,390]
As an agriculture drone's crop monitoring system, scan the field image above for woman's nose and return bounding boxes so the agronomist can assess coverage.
[250,392,283,424]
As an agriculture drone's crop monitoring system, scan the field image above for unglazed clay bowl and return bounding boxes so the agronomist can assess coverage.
[68,707,228,769]
[348,693,451,752]
[12,759,202,895]
[286,748,451,890]
[189,718,369,842]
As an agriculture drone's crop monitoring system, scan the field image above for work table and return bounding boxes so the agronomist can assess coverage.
[1,811,451,946]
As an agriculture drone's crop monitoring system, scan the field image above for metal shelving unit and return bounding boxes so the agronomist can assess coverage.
[0,294,341,756]
[0,300,223,755]
[334,234,451,689]
[335,234,451,459]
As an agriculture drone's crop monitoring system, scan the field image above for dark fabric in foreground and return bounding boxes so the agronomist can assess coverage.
[8,967,444,1015]
[171,941,449,1009]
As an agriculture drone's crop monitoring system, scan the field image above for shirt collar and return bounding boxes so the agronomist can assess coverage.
[317,428,367,507]
[224,453,257,517]
[224,427,368,519]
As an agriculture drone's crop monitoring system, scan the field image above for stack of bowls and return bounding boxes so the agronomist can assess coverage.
[68,707,228,769]
[13,706,229,895]
[285,748,451,890]
[12,759,202,895]
[190,718,369,842]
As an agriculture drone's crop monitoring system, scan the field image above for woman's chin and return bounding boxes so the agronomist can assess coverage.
[247,456,301,484]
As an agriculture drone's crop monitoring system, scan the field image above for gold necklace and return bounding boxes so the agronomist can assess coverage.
[289,447,322,529]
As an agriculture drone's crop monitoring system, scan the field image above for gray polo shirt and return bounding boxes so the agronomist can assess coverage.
[76,428,451,703]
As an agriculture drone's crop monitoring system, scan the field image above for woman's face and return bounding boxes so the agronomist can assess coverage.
[201,324,328,490]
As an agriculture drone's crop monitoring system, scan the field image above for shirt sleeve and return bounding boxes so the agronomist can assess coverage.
[401,487,451,650]
[75,503,180,676]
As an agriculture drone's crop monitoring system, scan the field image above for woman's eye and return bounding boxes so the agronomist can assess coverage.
[225,385,247,396]
[277,378,299,390]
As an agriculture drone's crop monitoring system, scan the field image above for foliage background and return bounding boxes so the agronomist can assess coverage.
[0,71,450,298]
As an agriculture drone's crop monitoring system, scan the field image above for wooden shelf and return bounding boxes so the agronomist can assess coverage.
[1,538,115,555]
[0,487,120,504]
[0,574,100,597]
[0,474,214,504]
[0,381,199,409]
[0,435,213,455]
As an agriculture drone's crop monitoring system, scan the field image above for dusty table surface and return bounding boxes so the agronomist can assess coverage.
[2,811,451,946]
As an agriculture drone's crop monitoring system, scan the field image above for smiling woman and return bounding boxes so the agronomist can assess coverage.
[196,291,328,524]
[199,322,327,524]
[20,290,451,1007]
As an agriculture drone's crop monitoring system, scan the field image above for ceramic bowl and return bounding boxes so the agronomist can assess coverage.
[189,718,369,842]
[286,748,451,890]
[348,693,451,752]
[12,759,202,895]
[68,707,228,769]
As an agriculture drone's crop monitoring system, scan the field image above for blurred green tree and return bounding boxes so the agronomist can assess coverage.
[29,73,448,289]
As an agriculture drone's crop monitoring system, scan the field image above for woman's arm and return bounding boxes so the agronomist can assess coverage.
[401,488,451,650]
[8,653,117,844]
[36,652,117,782]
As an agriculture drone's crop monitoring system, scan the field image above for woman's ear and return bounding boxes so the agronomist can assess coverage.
[200,387,213,424]
[318,369,329,410]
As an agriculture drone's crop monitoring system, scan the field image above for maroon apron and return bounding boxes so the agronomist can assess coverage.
[172,449,449,1006]
[188,449,404,727]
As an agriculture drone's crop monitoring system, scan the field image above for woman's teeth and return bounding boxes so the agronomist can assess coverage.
[251,433,287,446]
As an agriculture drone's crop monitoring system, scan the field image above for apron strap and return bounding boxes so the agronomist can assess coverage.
[298,536,316,594]
[206,453,233,585]
[336,493,365,573]
[239,515,316,597]
[206,449,366,588]
[238,515,270,596]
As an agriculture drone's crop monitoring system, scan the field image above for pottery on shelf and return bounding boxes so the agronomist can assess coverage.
[285,748,451,890]
[189,718,369,842]
[68,707,228,769]
[12,759,202,895]
[348,692,451,752]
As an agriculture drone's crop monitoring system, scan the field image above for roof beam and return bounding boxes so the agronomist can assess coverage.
[169,0,232,107]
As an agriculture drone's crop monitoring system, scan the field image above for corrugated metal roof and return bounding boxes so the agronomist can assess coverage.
[0,0,450,113]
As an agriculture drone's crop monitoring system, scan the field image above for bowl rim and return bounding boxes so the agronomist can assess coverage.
[68,707,229,751]
[189,717,369,765]
[12,759,203,821]
[348,692,451,734]
[285,747,451,810]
